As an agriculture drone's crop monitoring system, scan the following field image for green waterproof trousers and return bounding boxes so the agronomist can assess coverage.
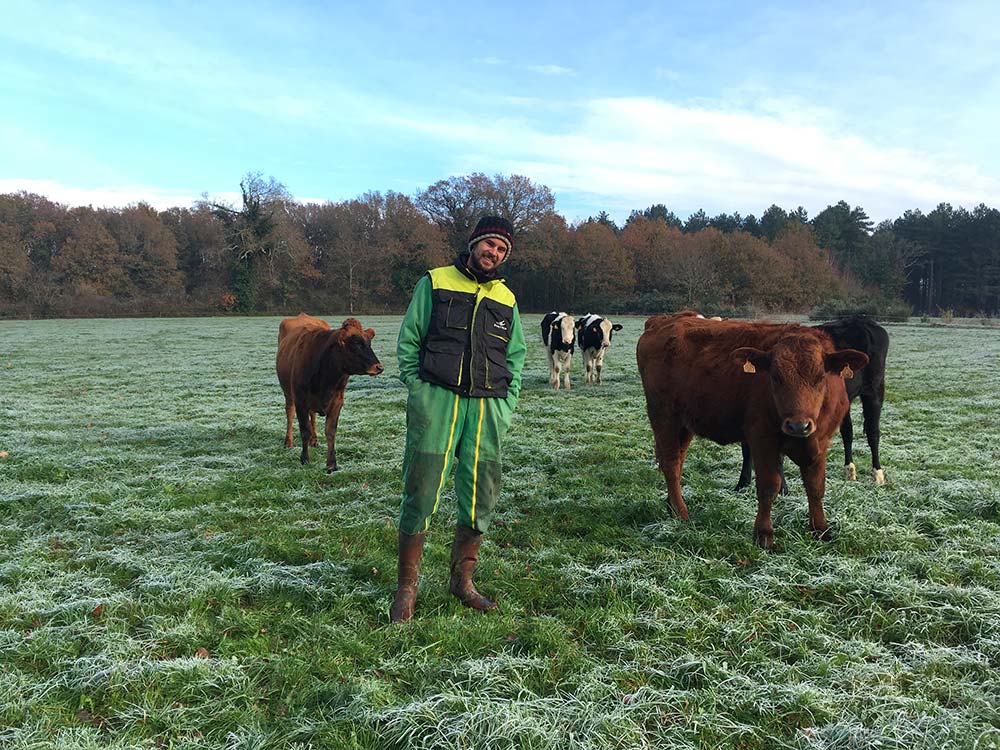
[400,380,514,535]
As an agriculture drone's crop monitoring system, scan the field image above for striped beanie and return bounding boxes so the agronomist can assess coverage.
[467,215,514,262]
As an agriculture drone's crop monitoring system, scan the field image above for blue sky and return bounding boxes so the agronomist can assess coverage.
[2,0,999,224]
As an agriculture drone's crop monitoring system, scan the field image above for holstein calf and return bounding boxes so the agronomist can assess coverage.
[276,314,383,471]
[736,315,890,490]
[637,312,868,549]
[575,313,623,384]
[541,311,576,390]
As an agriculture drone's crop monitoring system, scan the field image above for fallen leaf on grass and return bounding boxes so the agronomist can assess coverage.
[90,603,104,619]
[194,647,210,658]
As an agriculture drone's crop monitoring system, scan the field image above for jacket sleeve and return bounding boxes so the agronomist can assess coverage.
[505,303,527,406]
[397,275,432,387]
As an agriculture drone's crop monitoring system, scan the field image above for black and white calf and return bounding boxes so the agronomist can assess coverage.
[541,311,576,390]
[575,313,623,384]
[736,315,890,490]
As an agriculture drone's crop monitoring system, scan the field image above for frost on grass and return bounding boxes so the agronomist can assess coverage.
[1,317,1000,748]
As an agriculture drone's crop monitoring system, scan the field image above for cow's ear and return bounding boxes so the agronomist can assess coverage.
[612,324,623,331]
[825,349,869,378]
[732,347,769,374]
[365,328,376,340]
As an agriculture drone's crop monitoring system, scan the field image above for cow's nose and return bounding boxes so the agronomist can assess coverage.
[782,419,815,437]
[371,363,384,375]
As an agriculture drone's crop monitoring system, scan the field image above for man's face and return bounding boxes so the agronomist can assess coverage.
[469,237,508,272]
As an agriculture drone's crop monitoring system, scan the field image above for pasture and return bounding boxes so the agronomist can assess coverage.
[1,314,998,750]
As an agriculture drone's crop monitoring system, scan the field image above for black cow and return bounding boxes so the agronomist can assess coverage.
[541,311,575,390]
[575,313,623,384]
[736,315,889,490]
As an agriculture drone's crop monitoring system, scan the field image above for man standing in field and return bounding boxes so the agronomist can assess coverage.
[391,216,527,622]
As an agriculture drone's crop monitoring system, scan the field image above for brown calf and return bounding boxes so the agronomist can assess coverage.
[276,314,383,471]
[636,312,868,549]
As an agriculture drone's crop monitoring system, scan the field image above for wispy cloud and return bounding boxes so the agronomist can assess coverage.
[0,179,235,210]
[520,64,574,76]
[387,96,1000,222]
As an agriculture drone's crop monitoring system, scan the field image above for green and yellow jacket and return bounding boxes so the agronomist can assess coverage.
[397,262,526,402]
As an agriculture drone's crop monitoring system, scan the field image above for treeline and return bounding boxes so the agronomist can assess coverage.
[1,172,998,318]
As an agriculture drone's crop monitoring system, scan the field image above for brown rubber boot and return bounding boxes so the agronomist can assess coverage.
[448,524,497,612]
[390,531,426,623]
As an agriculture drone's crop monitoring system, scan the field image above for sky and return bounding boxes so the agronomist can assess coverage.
[2,0,1000,225]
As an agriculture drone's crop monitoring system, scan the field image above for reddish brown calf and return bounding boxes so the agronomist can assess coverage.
[636,312,868,548]
[276,314,383,471]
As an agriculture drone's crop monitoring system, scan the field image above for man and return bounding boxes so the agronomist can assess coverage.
[391,216,527,622]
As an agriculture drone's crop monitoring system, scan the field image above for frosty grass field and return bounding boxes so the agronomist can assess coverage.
[1,314,999,750]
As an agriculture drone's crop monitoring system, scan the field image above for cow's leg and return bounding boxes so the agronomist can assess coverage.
[840,411,857,480]
[751,446,783,550]
[324,392,346,472]
[563,353,572,390]
[284,396,295,448]
[547,350,558,389]
[583,352,593,384]
[296,402,312,464]
[595,349,605,384]
[736,441,753,491]
[650,418,692,520]
[862,391,885,485]
[310,411,320,447]
[800,455,830,540]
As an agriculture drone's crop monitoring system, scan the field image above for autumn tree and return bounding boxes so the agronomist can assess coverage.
[619,216,684,295]
[416,173,555,251]
[51,207,129,297]
[206,173,315,312]
[571,221,635,307]
[505,210,571,310]
[106,203,182,295]
[161,205,230,302]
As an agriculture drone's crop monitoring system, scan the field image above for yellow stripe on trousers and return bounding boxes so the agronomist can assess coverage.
[426,393,461,531]
[470,398,486,525]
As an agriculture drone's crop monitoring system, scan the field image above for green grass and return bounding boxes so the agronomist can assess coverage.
[1,314,998,749]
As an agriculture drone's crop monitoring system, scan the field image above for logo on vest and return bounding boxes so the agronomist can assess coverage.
[493,320,508,332]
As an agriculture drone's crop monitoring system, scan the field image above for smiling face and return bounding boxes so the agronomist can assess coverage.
[468,237,509,273]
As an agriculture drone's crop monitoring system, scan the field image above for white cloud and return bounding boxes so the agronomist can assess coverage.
[520,64,574,76]
[0,179,240,211]
[391,96,1000,222]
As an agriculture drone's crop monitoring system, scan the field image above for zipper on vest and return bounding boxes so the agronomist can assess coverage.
[456,353,464,387]
[469,285,484,392]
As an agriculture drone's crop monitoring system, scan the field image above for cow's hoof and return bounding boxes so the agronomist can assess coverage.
[753,528,775,550]
[284,439,293,449]
[844,462,857,481]
[667,502,689,521]
[811,525,834,542]
[873,468,885,485]
[309,438,320,447]
[326,464,338,473]
[300,455,310,465]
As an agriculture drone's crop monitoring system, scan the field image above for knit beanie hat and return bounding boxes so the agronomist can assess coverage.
[467,215,514,263]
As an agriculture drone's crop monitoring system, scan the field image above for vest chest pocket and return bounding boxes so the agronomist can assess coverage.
[481,298,512,343]
[436,292,474,330]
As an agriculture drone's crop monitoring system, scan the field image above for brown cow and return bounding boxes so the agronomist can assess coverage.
[276,314,383,471]
[636,312,868,549]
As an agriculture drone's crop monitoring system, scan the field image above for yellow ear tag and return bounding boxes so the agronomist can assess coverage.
[840,365,854,378]
[743,361,756,374]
